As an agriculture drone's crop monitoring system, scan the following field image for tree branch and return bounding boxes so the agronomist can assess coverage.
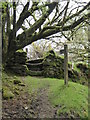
[17,2,57,41]
[15,11,90,50]
[58,1,90,25]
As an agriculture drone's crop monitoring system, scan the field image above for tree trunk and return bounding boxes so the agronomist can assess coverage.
[7,2,16,58]
[2,3,10,63]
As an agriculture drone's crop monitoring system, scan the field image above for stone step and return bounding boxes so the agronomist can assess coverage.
[28,70,43,76]
[26,63,43,71]
[28,67,43,71]
[27,58,43,64]
[26,62,43,66]
[26,62,43,71]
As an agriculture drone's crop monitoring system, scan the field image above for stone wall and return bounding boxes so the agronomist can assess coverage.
[76,63,89,79]
[43,50,64,78]
[5,49,88,84]
[5,49,28,75]
[43,50,79,80]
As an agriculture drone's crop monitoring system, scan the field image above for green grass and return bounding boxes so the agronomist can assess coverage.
[24,76,88,118]
[2,72,25,99]
[2,72,88,118]
[24,76,57,94]
[48,80,88,118]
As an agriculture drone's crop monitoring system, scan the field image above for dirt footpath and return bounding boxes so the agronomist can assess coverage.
[2,88,58,118]
[32,88,57,118]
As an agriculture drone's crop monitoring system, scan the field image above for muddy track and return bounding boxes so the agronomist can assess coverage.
[31,88,58,118]
[2,88,57,119]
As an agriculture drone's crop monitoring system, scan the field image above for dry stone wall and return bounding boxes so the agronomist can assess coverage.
[5,49,88,85]
[5,49,28,75]
[42,50,79,80]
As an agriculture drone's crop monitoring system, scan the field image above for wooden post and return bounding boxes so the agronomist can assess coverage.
[64,44,68,85]
[0,7,2,120]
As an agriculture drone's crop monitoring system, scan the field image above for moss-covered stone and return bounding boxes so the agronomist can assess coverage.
[2,87,14,99]
[76,63,89,78]
[18,83,25,86]
[43,50,80,80]
[28,70,43,76]
[11,65,29,75]
[13,79,21,84]
[14,90,19,95]
[5,49,28,75]
[43,50,64,79]
[16,49,25,53]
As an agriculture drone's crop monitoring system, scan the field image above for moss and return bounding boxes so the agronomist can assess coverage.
[43,50,56,58]
[43,50,64,79]
[11,65,29,76]
[3,87,14,99]
[16,49,26,53]
[13,79,21,84]
[14,90,19,95]
[59,55,64,59]
[28,70,43,76]
[13,76,18,79]
[23,65,29,71]
[14,86,19,90]
[18,83,25,86]
[5,48,28,76]
[76,62,89,78]
[42,50,82,82]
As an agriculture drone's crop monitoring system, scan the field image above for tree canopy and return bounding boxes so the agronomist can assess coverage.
[2,0,90,61]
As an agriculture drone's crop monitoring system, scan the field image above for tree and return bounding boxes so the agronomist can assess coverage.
[2,0,90,63]
[68,25,88,63]
[28,41,52,59]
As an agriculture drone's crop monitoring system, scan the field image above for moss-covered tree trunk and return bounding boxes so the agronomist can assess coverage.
[2,2,16,64]
[2,3,10,63]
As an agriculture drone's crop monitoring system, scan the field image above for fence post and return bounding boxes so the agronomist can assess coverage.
[64,44,68,85]
[0,6,2,120]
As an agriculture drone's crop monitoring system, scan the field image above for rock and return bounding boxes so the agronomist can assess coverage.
[3,87,14,99]
[70,114,75,119]
[43,50,80,80]
[43,50,64,78]
[18,83,25,86]
[13,79,21,84]
[76,63,89,78]
[5,49,28,76]
[14,90,19,95]
[68,69,79,79]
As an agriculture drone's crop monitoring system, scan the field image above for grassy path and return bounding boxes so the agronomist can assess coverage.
[25,76,88,119]
[2,72,88,119]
